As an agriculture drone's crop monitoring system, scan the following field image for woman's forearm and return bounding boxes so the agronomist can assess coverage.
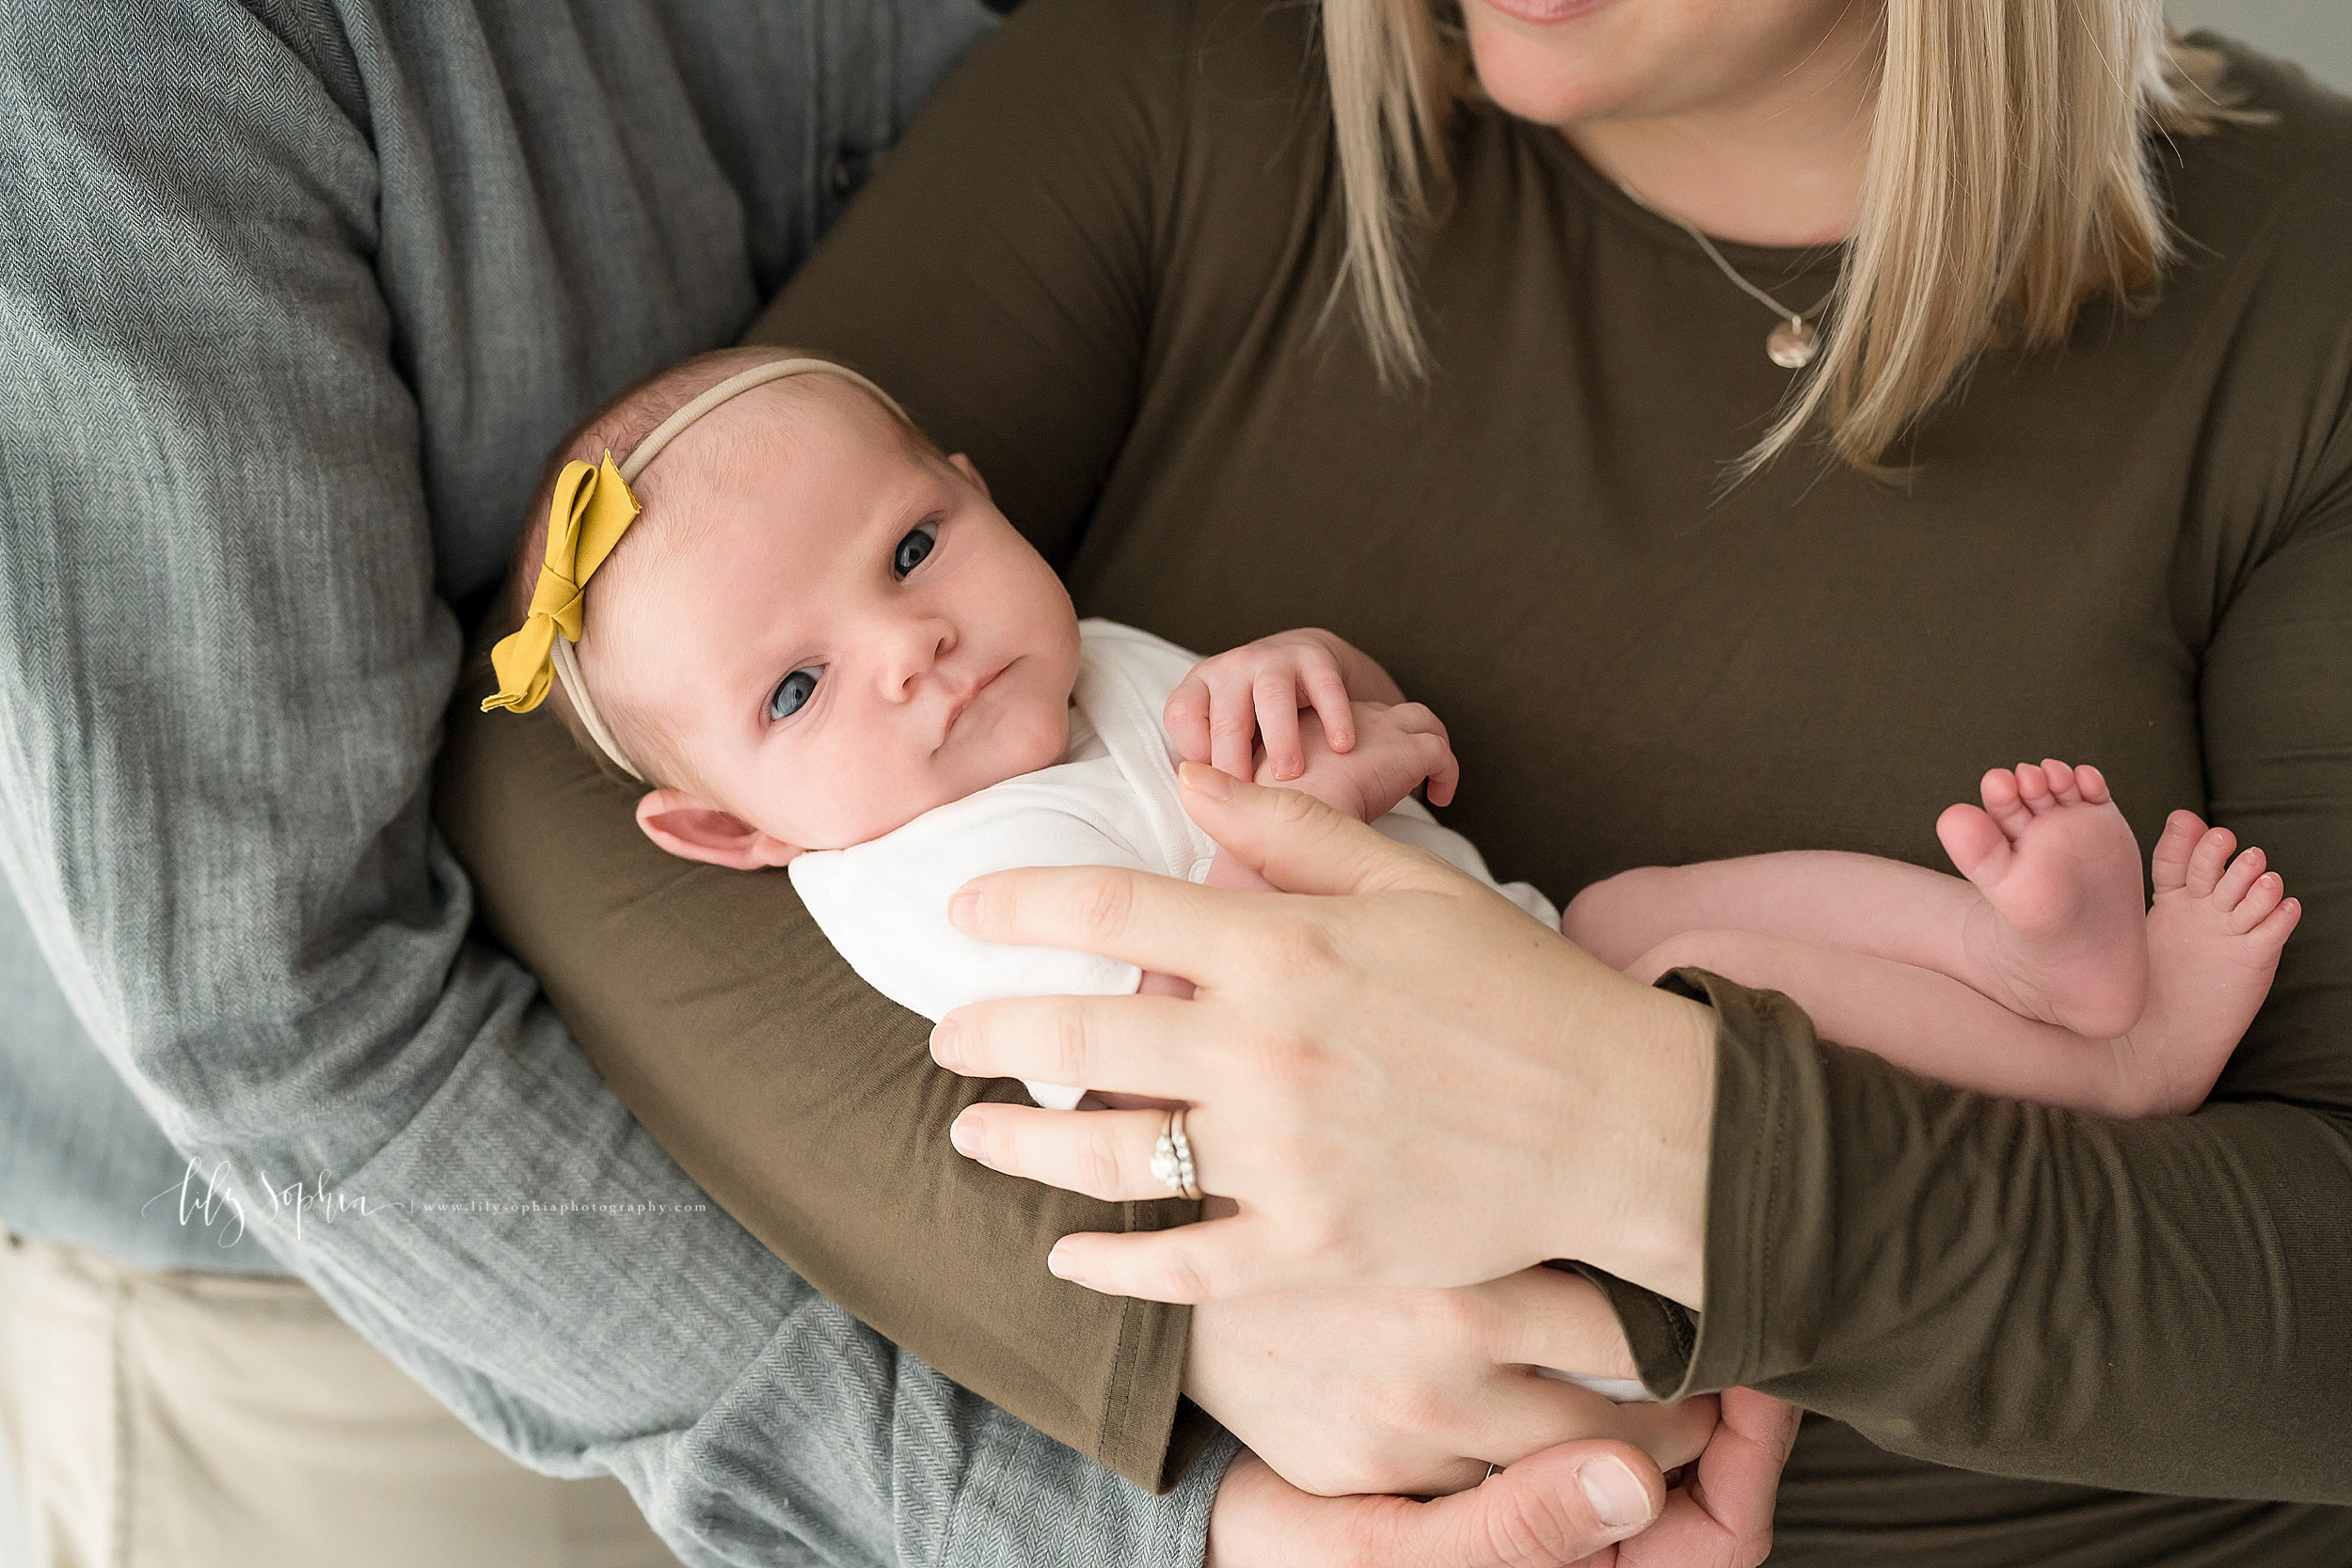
[1647,969,2352,1500]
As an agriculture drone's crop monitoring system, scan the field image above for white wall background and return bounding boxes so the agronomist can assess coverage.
[2175,1,2349,87]
[0,5,2344,1565]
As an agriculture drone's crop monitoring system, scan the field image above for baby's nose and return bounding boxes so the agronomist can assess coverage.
[880,616,955,698]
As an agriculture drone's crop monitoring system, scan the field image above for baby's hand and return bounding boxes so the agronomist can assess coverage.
[1166,629,1360,784]
[1264,700,1460,821]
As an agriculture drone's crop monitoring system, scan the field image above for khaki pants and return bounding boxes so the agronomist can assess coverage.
[0,1232,683,1568]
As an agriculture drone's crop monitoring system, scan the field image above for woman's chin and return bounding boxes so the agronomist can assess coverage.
[1463,8,1662,129]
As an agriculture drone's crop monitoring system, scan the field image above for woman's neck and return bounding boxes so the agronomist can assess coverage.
[1563,7,1881,247]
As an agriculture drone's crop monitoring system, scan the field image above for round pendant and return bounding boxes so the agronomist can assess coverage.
[1767,318,1820,369]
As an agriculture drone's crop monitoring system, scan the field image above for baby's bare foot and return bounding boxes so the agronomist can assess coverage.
[1935,760,2150,1037]
[2116,812,2301,1114]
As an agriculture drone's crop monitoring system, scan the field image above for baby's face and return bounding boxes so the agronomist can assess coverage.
[588,380,1080,858]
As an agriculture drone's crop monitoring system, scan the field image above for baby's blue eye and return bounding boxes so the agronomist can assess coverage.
[893,522,938,578]
[767,667,820,722]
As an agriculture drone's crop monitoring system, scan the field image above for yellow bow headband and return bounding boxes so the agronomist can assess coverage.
[480,356,913,781]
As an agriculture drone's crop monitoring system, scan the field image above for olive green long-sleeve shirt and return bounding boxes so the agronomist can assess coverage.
[439,0,2352,1560]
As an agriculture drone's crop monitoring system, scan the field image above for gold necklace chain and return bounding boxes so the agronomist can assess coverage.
[1618,180,1835,368]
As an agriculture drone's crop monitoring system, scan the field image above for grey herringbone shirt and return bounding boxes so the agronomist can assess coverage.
[0,1,1231,1561]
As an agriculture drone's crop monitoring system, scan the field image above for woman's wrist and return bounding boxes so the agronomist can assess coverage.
[1536,956,1717,1307]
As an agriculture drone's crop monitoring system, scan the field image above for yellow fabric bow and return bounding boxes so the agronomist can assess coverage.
[482,452,642,714]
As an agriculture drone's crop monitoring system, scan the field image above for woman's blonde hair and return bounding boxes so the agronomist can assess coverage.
[1323,0,2246,472]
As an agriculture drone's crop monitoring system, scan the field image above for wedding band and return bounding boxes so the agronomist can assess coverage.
[1150,1109,1202,1200]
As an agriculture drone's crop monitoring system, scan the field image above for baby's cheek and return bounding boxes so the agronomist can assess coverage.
[1015,697,1075,778]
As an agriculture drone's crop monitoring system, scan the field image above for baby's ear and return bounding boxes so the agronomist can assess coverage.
[947,451,991,501]
[635,789,801,870]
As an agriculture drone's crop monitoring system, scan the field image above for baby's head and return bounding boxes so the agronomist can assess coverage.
[497,349,1081,865]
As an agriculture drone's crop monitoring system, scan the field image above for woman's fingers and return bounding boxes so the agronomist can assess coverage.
[934,991,1199,1101]
[949,861,1239,978]
[1041,1214,1280,1302]
[1177,765,1445,896]
[949,1102,1185,1201]
[1463,1375,1710,1476]
[1601,1395,1721,1476]
[1482,1268,1643,1383]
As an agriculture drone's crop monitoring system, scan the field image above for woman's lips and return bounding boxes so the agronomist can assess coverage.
[1474,0,1615,24]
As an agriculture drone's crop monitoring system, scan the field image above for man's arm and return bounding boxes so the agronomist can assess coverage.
[0,3,1229,1560]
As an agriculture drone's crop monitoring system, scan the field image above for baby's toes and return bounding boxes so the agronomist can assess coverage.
[2152,810,2206,893]
[2226,870,2286,936]
[2015,762,2056,814]
[2211,846,2267,911]
[1980,768,2032,838]
[2257,896,2304,948]
[2185,825,2237,897]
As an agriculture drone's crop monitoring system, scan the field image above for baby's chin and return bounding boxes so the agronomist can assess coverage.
[759,694,1076,852]
[914,689,1073,814]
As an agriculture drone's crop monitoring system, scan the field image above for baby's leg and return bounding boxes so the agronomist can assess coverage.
[1634,815,2299,1115]
[1570,761,2151,1038]
[1565,849,1979,973]
[1628,928,2142,1112]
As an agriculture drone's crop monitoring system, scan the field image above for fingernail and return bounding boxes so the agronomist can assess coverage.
[1179,762,1233,800]
[948,1114,982,1157]
[948,888,981,930]
[1045,1243,1077,1279]
[1578,1456,1653,1528]
[930,1020,962,1069]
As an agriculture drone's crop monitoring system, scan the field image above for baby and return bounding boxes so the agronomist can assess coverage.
[485,348,2299,1476]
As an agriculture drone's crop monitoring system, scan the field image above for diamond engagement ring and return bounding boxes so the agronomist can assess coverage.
[1150,1109,1201,1200]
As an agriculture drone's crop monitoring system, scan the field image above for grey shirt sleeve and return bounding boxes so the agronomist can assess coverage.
[0,4,1232,1561]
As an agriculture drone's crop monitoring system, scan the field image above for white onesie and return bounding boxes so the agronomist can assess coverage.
[789,619,1560,1109]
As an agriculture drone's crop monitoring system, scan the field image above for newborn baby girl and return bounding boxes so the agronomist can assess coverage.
[484,349,2299,1482]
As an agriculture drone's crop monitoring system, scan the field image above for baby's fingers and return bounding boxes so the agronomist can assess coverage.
[1256,676,1308,782]
[1208,679,1262,781]
[1301,656,1355,753]
[1165,675,1215,764]
[1389,703,1459,806]
[1425,736,1462,808]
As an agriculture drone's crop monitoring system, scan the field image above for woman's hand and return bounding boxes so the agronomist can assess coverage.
[931,768,1719,1305]
[1207,1390,1798,1568]
[1187,1267,1716,1497]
